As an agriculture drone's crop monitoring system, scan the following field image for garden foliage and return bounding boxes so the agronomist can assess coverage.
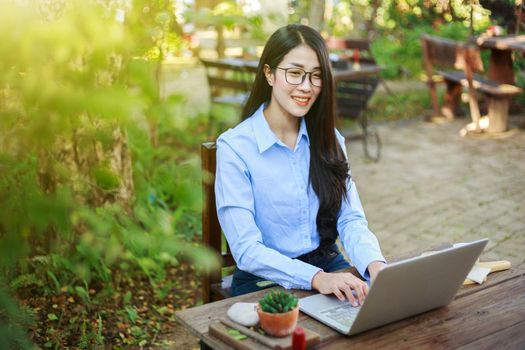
[0,1,218,347]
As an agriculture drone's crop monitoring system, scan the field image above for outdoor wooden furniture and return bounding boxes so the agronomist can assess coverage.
[475,35,525,133]
[177,252,525,349]
[201,58,257,105]
[421,34,522,133]
[326,37,377,64]
[201,58,257,133]
[476,35,525,85]
[201,142,235,304]
[421,34,483,123]
[327,38,382,161]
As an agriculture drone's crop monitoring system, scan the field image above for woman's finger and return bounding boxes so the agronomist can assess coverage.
[332,287,345,302]
[361,282,369,297]
[341,284,358,306]
[352,283,364,305]
[343,277,367,305]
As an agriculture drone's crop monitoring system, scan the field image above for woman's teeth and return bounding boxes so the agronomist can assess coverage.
[293,97,309,103]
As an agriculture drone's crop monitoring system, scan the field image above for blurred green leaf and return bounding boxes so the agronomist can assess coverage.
[125,306,139,324]
[91,166,121,191]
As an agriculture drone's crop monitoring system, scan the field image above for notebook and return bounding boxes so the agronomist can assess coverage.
[299,238,488,335]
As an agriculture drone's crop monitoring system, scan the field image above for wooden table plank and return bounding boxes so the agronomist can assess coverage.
[456,320,525,350]
[176,287,313,336]
[475,35,525,85]
[321,274,525,349]
[332,63,381,81]
[476,35,525,53]
[176,257,523,349]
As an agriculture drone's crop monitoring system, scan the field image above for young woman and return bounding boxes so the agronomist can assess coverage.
[215,24,385,307]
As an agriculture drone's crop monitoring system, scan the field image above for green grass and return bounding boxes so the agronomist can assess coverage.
[364,88,433,122]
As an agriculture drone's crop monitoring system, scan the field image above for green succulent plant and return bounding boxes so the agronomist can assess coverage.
[258,290,299,314]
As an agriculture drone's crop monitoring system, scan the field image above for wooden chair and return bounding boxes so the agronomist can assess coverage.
[201,142,235,303]
[327,38,382,118]
[421,34,522,131]
[326,38,382,161]
[201,59,256,134]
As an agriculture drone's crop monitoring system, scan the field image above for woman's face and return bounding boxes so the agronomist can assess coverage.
[265,44,322,119]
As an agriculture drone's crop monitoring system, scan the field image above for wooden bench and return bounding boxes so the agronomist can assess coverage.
[201,59,257,134]
[421,34,522,132]
[201,142,235,303]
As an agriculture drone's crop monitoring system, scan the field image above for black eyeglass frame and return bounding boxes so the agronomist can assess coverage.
[274,67,323,87]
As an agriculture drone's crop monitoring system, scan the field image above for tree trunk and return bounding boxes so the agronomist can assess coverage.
[37,124,134,212]
[216,24,225,59]
[365,0,381,39]
[308,0,325,31]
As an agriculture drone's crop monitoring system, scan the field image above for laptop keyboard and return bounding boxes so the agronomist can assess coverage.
[321,303,361,328]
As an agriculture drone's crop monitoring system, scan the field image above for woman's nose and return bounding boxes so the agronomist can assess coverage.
[297,74,313,90]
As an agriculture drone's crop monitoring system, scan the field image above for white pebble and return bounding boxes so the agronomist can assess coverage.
[227,302,259,327]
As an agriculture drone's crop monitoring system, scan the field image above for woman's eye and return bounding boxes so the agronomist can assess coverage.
[312,72,322,79]
[288,70,302,76]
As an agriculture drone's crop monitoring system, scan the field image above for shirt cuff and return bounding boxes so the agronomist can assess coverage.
[288,261,323,290]
[356,255,387,280]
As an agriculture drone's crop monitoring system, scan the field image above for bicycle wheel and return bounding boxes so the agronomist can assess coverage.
[362,128,381,162]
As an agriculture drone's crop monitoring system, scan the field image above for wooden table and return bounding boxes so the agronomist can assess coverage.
[176,262,525,349]
[468,35,525,134]
[476,35,525,85]
[332,62,381,81]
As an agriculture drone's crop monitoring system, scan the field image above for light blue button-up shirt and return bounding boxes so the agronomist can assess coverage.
[215,104,385,290]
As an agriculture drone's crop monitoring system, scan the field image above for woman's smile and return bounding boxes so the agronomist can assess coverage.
[292,95,311,106]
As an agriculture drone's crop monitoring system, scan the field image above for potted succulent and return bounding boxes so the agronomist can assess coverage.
[257,290,299,337]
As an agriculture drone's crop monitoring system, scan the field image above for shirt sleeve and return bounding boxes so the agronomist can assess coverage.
[335,130,386,280]
[215,137,321,290]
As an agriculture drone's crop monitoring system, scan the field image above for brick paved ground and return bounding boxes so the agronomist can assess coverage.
[345,115,525,268]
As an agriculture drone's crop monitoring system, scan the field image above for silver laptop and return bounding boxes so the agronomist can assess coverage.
[299,238,488,335]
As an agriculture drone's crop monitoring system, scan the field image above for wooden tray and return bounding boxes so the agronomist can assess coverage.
[208,317,320,350]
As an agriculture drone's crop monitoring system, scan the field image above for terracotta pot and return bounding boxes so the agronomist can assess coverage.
[256,304,299,337]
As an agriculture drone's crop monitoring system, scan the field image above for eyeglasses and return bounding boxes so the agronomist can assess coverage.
[275,67,322,87]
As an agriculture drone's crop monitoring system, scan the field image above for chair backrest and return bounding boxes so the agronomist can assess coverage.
[336,77,379,119]
[201,142,235,303]
[345,38,376,64]
[326,38,380,119]
[326,37,376,64]
[200,58,256,102]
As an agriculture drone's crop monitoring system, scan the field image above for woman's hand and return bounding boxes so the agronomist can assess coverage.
[311,271,368,306]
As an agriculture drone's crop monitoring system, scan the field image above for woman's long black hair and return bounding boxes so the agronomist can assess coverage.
[241,24,349,254]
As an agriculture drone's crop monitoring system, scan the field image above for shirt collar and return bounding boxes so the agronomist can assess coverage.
[297,116,310,148]
[252,103,310,154]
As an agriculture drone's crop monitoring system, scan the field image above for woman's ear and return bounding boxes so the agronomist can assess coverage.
[263,64,273,86]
